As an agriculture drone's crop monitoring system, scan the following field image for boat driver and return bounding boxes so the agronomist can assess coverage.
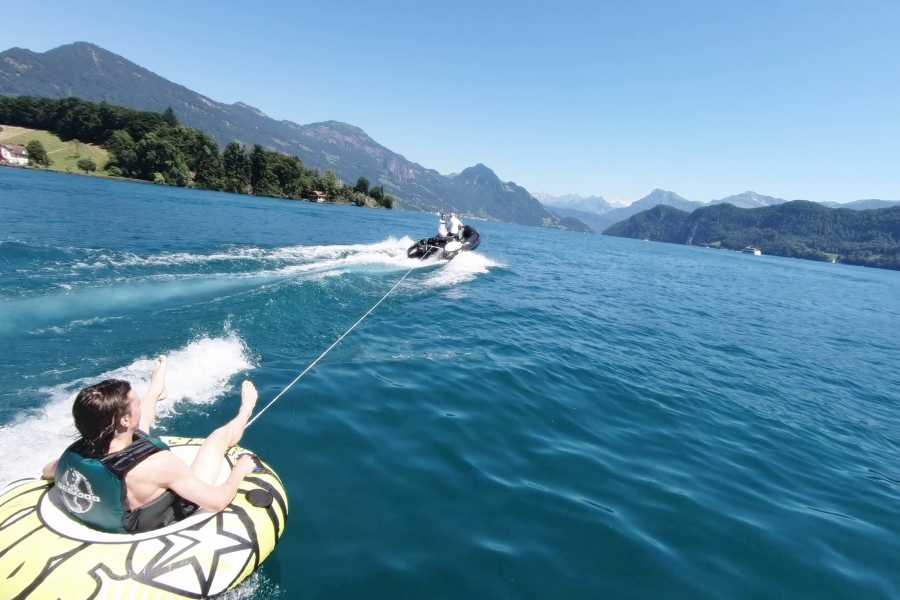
[41,356,259,533]
[449,213,464,239]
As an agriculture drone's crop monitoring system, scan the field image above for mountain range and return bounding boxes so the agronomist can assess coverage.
[540,188,900,234]
[604,201,900,270]
[535,193,613,214]
[0,42,568,228]
[821,199,900,210]
[2,42,896,232]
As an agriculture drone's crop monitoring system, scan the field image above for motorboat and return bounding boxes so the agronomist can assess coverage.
[407,225,481,260]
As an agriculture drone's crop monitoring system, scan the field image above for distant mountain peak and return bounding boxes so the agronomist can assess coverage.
[64,41,102,49]
[2,46,34,55]
[462,162,495,174]
[537,193,611,216]
[734,191,766,200]
[635,189,693,207]
[712,190,785,208]
[307,120,368,137]
[458,163,501,183]
[46,41,115,61]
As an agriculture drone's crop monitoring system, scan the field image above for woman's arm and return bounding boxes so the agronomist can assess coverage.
[151,452,256,512]
[139,356,167,433]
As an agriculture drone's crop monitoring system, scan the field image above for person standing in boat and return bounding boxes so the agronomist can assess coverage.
[41,356,259,533]
[449,212,464,239]
[437,213,449,238]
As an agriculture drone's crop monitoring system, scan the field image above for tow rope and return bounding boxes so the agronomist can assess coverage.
[246,266,415,428]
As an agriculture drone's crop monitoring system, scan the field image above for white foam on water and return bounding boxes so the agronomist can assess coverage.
[2,238,443,334]
[422,252,504,288]
[268,238,438,278]
[221,571,284,599]
[67,236,423,270]
[29,315,124,336]
[0,331,254,486]
[268,236,417,262]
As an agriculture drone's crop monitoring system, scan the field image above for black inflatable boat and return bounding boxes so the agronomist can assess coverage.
[407,225,481,260]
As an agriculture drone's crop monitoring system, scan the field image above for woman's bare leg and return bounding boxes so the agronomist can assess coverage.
[189,381,258,484]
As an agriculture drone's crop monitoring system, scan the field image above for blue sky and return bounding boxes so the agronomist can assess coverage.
[6,0,899,203]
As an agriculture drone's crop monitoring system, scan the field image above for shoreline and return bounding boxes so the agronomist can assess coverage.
[0,162,390,209]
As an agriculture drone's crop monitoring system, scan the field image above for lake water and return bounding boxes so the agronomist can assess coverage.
[2,168,900,598]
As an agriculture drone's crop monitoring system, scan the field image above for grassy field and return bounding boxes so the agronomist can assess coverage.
[0,125,109,174]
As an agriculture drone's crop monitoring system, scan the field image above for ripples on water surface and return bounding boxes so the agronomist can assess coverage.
[2,169,900,598]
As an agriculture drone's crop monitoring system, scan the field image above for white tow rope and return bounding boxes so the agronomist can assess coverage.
[246,266,415,428]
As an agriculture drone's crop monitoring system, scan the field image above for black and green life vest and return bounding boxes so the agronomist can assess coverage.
[49,431,169,533]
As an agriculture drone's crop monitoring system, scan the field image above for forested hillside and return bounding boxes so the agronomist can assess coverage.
[604,201,900,270]
[0,96,394,207]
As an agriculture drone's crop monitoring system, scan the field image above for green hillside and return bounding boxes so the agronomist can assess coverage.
[0,125,109,174]
[604,201,900,271]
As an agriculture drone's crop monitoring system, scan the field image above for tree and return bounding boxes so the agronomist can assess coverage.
[76,157,97,173]
[26,140,51,166]
[370,185,385,202]
[250,145,279,197]
[380,194,395,209]
[133,133,190,186]
[354,177,370,195]
[270,153,306,198]
[222,142,251,194]
[185,131,224,190]
[106,129,137,176]
[322,170,339,198]
[162,107,179,127]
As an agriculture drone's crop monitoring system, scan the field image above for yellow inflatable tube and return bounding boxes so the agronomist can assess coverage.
[0,437,287,599]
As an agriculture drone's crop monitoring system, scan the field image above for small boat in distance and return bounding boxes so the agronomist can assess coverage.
[741,246,763,256]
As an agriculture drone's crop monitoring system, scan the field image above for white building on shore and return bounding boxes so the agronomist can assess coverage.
[0,143,29,166]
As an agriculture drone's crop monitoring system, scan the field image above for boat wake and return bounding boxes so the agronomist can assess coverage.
[3,237,502,334]
[420,251,504,288]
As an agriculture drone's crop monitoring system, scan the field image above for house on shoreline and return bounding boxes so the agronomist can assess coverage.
[0,143,28,166]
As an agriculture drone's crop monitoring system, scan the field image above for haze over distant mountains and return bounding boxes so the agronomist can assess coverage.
[535,193,613,214]
[538,188,900,233]
[821,199,900,210]
[0,42,571,228]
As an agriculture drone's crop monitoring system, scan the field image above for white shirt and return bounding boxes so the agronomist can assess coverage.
[438,221,448,237]
[449,215,462,235]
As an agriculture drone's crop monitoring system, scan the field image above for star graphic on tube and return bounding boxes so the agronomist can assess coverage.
[173,514,252,585]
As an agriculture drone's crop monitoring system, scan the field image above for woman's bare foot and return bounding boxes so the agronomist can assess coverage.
[240,380,258,418]
[222,380,258,448]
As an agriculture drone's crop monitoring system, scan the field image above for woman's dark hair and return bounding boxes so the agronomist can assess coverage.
[72,379,132,458]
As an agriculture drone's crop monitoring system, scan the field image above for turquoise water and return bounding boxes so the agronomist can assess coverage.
[2,168,900,598]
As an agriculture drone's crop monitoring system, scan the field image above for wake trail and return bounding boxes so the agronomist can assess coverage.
[2,237,433,335]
